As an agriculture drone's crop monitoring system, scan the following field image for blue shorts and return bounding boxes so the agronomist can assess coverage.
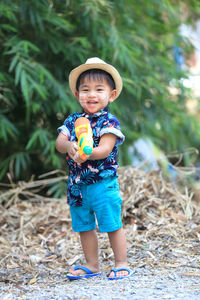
[70,176,123,233]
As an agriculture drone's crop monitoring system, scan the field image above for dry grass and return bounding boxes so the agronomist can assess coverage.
[0,166,199,286]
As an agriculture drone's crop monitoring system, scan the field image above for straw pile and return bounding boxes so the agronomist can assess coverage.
[0,166,199,286]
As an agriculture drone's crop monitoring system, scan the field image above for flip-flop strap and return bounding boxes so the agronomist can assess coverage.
[74,266,93,274]
[110,268,131,276]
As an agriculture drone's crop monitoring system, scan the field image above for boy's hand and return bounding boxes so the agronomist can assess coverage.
[68,142,88,164]
[67,142,79,160]
[73,150,88,164]
[55,133,88,164]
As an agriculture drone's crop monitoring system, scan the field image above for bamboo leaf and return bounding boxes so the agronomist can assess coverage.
[1,0,200,182]
[1,24,17,32]
[0,114,18,142]
[20,69,29,104]
[9,55,19,72]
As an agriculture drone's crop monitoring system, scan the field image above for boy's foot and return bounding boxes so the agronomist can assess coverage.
[67,265,100,280]
[108,267,134,280]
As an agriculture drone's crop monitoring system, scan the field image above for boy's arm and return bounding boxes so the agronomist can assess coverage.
[56,132,117,163]
[71,133,117,164]
[89,133,117,160]
[56,133,78,159]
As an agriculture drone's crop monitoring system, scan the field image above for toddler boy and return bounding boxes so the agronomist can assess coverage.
[56,57,133,280]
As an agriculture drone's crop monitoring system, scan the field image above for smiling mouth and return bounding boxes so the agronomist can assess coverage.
[88,101,98,105]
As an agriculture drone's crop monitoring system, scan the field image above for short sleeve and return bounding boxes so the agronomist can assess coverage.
[100,115,125,146]
[57,114,75,139]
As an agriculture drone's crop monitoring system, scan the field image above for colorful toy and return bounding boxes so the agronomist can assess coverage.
[75,117,93,160]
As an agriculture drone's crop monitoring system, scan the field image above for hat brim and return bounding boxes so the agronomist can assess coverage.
[69,63,122,99]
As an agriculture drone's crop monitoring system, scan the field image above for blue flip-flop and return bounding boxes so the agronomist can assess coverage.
[66,266,100,280]
[108,267,134,280]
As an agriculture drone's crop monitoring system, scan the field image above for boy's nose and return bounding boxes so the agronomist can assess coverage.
[88,90,96,97]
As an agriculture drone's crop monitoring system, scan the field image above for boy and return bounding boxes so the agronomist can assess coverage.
[56,57,133,280]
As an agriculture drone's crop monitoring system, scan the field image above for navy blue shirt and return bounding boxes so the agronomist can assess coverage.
[58,108,125,207]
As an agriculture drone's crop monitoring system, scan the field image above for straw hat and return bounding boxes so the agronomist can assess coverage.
[69,57,123,99]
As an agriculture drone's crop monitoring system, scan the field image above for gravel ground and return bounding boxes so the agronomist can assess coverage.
[1,265,200,300]
[1,167,200,299]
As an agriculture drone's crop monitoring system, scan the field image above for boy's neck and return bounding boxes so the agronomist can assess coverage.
[82,107,108,117]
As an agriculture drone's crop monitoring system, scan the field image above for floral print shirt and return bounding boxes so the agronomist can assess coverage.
[57,108,125,207]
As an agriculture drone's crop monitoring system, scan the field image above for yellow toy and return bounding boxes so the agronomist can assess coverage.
[75,117,93,160]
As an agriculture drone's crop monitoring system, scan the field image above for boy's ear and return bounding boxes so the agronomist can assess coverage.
[109,89,117,103]
[75,91,79,101]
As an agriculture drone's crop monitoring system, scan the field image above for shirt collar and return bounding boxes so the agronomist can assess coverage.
[82,107,108,119]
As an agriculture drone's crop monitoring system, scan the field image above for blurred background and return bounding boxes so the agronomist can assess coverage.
[1,0,200,197]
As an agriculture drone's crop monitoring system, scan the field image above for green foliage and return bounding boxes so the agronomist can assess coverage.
[0,0,200,186]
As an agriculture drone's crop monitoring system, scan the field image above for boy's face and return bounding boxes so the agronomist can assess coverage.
[75,77,117,114]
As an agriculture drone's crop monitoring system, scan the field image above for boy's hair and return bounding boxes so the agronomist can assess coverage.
[76,69,116,91]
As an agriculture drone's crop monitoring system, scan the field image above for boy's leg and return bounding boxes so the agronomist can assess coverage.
[107,227,129,278]
[69,230,99,275]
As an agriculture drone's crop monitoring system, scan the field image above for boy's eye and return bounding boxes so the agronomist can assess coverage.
[97,88,103,91]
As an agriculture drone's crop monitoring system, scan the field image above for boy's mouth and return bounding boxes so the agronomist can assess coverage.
[87,101,98,105]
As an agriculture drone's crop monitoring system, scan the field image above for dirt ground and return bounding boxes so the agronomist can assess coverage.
[0,227,200,299]
[0,167,200,299]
